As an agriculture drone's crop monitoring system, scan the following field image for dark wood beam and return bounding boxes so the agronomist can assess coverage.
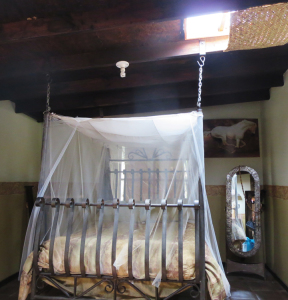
[3,52,287,101]
[14,73,283,114]
[23,89,270,122]
[57,89,271,118]
[0,1,281,44]
[1,39,288,83]
[0,37,227,80]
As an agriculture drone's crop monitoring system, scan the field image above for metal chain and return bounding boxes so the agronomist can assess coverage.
[238,166,262,214]
[44,73,52,114]
[197,56,205,109]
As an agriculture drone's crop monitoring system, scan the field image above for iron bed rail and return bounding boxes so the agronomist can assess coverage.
[30,181,205,300]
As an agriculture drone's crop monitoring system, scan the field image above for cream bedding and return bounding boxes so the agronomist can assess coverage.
[19,223,226,300]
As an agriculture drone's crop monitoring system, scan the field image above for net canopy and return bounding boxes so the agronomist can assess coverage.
[20,110,230,296]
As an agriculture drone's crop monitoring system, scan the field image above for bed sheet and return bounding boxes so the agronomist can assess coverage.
[19,223,226,300]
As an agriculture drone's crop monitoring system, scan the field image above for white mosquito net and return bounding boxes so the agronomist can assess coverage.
[20,110,230,297]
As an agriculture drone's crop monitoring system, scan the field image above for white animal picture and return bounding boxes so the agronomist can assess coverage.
[204,119,259,157]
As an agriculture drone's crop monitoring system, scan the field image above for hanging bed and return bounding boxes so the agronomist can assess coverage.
[18,57,230,300]
[18,111,229,300]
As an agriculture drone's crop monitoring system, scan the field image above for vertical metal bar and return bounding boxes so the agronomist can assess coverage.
[80,199,89,276]
[161,199,167,282]
[148,168,151,199]
[114,169,118,198]
[128,199,135,280]
[112,199,119,278]
[155,287,159,300]
[174,173,177,199]
[144,199,151,281]
[96,200,104,277]
[25,185,34,216]
[194,200,200,282]
[43,203,48,243]
[114,279,117,300]
[64,198,75,276]
[30,269,36,299]
[74,277,77,297]
[182,172,185,199]
[199,180,206,300]
[164,169,168,195]
[49,198,60,275]
[139,169,143,201]
[156,169,160,200]
[33,198,46,277]
[178,199,183,282]
[123,169,127,201]
[131,169,135,198]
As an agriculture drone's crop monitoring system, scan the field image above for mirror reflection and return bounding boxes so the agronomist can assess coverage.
[231,171,255,252]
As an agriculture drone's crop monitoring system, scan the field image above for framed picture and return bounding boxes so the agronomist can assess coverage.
[203,119,260,158]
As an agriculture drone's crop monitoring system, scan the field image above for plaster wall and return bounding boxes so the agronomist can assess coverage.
[261,70,288,285]
[0,101,42,281]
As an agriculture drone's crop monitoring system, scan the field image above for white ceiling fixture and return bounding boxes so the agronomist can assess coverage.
[116,61,129,78]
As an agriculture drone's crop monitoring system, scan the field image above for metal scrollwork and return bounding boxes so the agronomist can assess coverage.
[152,148,171,159]
[116,280,127,294]
[128,148,148,160]
[117,279,151,300]
[128,148,172,160]
[36,277,46,290]
[189,284,200,298]
[76,279,115,298]
[104,280,115,293]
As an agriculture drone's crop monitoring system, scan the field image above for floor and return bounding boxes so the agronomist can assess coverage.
[227,271,288,300]
[1,270,288,300]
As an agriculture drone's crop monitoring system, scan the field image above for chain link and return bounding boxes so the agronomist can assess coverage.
[44,73,52,114]
[197,56,205,109]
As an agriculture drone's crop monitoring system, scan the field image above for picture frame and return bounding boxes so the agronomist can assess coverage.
[204,119,260,158]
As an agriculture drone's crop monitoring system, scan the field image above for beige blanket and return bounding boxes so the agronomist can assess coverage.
[19,223,226,299]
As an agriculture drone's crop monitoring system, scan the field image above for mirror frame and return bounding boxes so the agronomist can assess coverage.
[226,165,261,257]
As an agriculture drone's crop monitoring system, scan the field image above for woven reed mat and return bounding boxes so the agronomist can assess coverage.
[225,3,288,52]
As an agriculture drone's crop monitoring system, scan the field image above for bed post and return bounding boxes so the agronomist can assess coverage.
[199,179,206,300]
[31,197,46,299]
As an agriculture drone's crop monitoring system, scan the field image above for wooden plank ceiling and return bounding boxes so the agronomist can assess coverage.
[0,0,287,121]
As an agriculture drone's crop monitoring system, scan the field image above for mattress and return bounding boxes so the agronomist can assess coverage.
[19,222,226,300]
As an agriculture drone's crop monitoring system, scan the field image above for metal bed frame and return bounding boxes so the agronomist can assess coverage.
[29,161,206,300]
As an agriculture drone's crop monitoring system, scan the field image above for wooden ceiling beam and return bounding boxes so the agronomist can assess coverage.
[3,53,287,101]
[1,40,288,83]
[0,1,280,44]
[28,89,269,122]
[14,72,283,114]
[0,37,228,80]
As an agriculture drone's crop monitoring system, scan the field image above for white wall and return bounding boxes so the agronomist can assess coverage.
[0,100,42,281]
[262,70,288,186]
[261,70,288,285]
[0,101,42,182]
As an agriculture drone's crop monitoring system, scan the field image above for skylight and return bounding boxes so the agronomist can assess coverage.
[184,12,230,40]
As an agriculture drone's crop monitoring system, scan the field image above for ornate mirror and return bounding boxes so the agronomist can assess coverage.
[226,166,261,257]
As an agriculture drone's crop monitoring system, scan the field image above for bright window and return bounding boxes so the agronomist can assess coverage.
[184,12,230,40]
